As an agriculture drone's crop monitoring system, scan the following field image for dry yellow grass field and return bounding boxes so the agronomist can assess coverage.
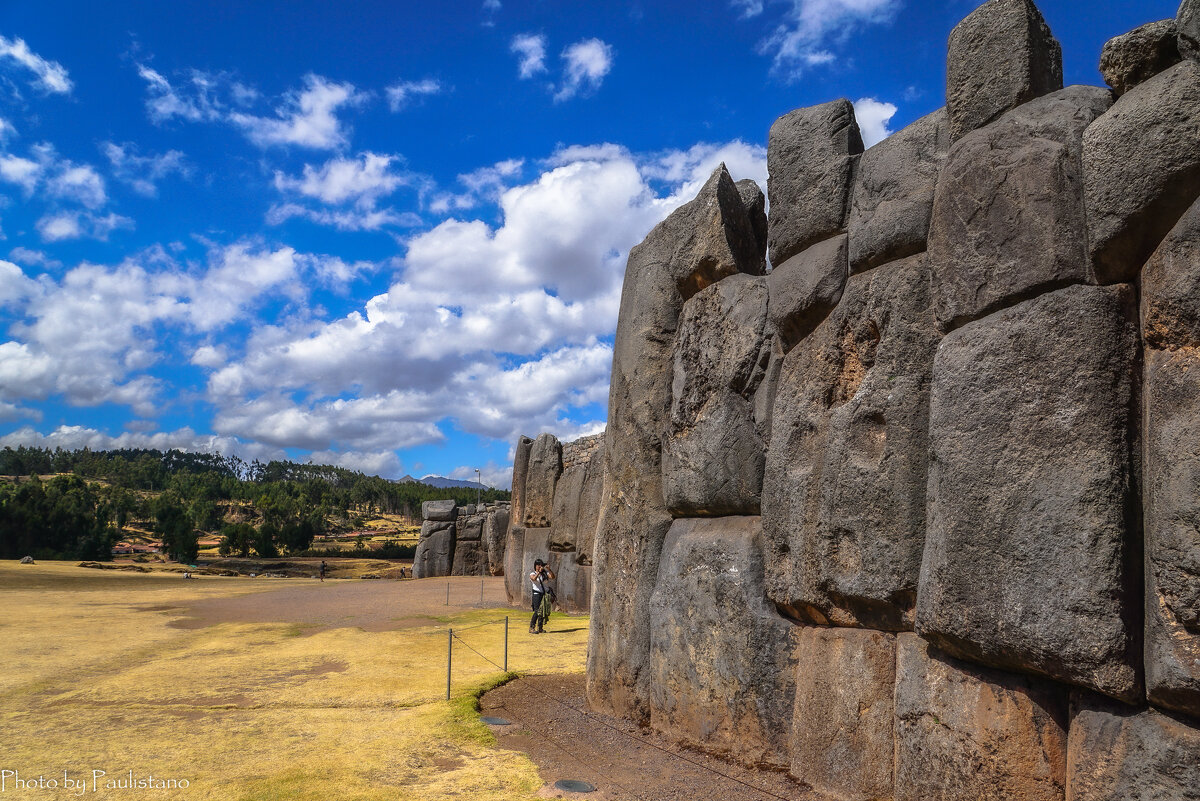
[0,561,588,800]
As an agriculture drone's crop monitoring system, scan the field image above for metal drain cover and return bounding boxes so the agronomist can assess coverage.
[480,716,511,726]
[553,779,597,793]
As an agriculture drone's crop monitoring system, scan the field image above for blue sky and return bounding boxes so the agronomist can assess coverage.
[0,0,1179,487]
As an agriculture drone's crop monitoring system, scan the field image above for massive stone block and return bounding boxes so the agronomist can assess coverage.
[765,234,847,351]
[413,521,455,579]
[895,634,1068,801]
[929,86,1111,329]
[1084,60,1200,283]
[522,432,562,528]
[766,99,863,266]
[450,539,487,576]
[1100,19,1181,96]
[503,525,525,604]
[1181,0,1200,62]
[791,628,896,801]
[662,273,770,516]
[918,283,1141,702]
[484,505,508,576]
[1143,201,1200,719]
[848,109,949,274]
[763,254,939,632]
[422,499,457,522]
[588,165,762,724]
[736,178,768,267]
[1066,697,1200,800]
[946,0,1063,141]
[648,517,799,768]
[548,550,591,614]
[509,435,533,527]
[518,527,552,610]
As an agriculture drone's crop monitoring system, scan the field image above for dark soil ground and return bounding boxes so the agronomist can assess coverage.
[481,674,818,801]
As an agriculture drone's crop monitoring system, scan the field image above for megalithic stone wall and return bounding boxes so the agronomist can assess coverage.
[549,0,1200,795]
[412,498,511,579]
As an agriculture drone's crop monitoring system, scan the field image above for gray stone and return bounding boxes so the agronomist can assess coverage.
[509,435,533,530]
[1084,60,1200,283]
[1100,19,1181,96]
[19,555,33,564]
[946,0,1063,141]
[519,528,552,610]
[503,526,526,604]
[421,499,457,522]
[894,634,1068,801]
[848,108,949,274]
[917,284,1142,702]
[790,627,896,801]
[929,86,1111,329]
[550,441,605,572]
[588,164,762,724]
[450,538,487,576]
[413,526,455,579]
[1067,697,1200,800]
[1143,197,1200,350]
[522,433,562,528]
[766,234,847,351]
[763,254,939,632]
[1181,0,1200,62]
[648,517,800,768]
[736,178,768,270]
[548,551,591,614]
[484,506,509,577]
[463,504,476,516]
[457,514,484,541]
[573,441,604,566]
[766,99,863,266]
[419,519,453,540]
[662,273,770,516]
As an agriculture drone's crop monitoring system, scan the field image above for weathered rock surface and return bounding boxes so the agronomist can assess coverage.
[790,627,896,801]
[1143,203,1200,718]
[946,0,1063,141]
[918,283,1141,701]
[522,433,562,528]
[485,506,508,576]
[589,164,762,724]
[450,538,487,576]
[763,254,939,632]
[1084,59,1200,283]
[766,234,847,351]
[421,499,457,522]
[503,526,526,604]
[894,634,1068,801]
[548,550,591,613]
[648,517,799,768]
[1100,19,1181,96]
[1181,0,1200,62]
[413,521,455,579]
[518,527,552,609]
[736,178,768,268]
[509,435,533,527]
[1067,697,1200,800]
[929,86,1111,329]
[848,109,949,274]
[663,274,770,516]
[766,99,863,266]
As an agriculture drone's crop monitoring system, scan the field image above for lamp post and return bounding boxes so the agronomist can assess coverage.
[475,468,481,506]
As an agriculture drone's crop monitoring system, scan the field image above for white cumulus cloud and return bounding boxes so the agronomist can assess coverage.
[511,34,548,79]
[386,79,443,111]
[555,38,614,101]
[853,97,898,147]
[0,35,72,94]
[746,0,901,79]
[102,142,189,196]
[230,74,362,150]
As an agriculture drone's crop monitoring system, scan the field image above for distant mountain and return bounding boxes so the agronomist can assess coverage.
[394,474,419,484]
[420,475,488,490]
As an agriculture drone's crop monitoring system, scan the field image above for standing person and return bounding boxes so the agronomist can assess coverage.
[319,560,327,582]
[529,559,555,634]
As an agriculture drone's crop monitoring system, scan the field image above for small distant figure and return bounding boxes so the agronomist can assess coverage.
[529,559,555,634]
[319,560,327,582]
[183,571,193,580]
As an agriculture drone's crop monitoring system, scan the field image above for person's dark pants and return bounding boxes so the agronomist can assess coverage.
[531,591,545,631]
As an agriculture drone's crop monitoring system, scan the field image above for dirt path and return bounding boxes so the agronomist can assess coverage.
[481,674,816,801]
[157,575,511,632]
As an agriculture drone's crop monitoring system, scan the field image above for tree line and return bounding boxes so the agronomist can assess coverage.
[0,446,509,562]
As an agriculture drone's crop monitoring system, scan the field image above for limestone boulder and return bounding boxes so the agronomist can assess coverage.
[1143,197,1200,350]
[1181,0,1200,62]
[450,539,487,576]
[518,528,552,610]
[662,273,770,516]
[648,517,800,768]
[550,462,587,551]
[736,178,768,267]
[1084,60,1200,283]
[894,634,1068,801]
[929,86,1111,329]
[422,499,457,522]
[918,283,1141,702]
[1067,697,1200,800]
[763,254,939,632]
[548,551,591,613]
[765,234,847,351]
[946,0,1063,141]
[574,443,604,565]
[509,435,533,527]
[766,99,863,266]
[413,522,455,579]
[848,109,949,274]
[790,628,896,801]
[522,433,562,528]
[484,506,508,576]
[588,164,762,724]
[503,526,525,604]
[1100,20,1181,96]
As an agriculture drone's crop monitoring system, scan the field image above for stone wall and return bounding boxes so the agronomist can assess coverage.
[502,430,604,613]
[572,0,1200,795]
[412,499,510,579]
